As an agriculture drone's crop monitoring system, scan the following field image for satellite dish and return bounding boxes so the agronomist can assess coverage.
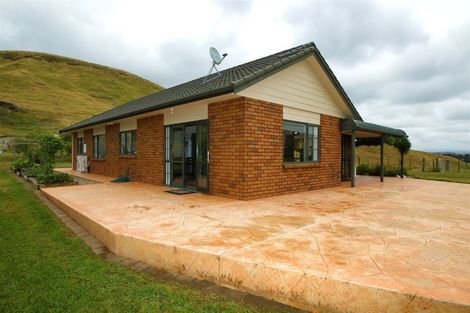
[203,47,228,84]
[210,47,222,65]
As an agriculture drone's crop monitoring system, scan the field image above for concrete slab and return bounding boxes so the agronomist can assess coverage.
[41,173,470,313]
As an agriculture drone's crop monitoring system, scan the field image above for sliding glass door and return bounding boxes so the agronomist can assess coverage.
[165,121,208,191]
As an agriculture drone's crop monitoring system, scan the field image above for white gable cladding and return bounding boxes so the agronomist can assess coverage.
[283,107,320,125]
[237,56,353,124]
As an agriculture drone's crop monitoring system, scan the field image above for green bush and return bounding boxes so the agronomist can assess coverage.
[357,164,407,177]
[36,172,74,185]
[356,163,370,175]
[11,159,33,172]
[384,167,408,177]
[24,164,43,177]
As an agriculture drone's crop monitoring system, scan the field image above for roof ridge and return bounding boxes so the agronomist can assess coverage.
[231,43,316,89]
[60,41,365,133]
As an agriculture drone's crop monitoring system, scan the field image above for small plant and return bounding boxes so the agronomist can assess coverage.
[11,159,32,172]
[24,164,42,177]
[356,163,370,175]
[36,172,73,185]
[356,164,407,177]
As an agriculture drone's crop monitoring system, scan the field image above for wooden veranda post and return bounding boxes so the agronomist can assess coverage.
[380,135,384,182]
[351,130,356,187]
[400,152,404,178]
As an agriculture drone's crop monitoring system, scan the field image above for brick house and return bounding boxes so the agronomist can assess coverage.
[61,42,406,200]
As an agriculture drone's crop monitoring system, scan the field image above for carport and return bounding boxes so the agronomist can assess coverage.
[341,119,407,187]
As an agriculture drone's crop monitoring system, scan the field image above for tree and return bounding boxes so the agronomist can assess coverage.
[392,136,411,178]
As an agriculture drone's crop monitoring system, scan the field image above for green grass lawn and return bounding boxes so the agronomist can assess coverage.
[408,168,470,184]
[0,156,279,313]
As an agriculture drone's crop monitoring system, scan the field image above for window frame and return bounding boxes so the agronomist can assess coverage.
[76,137,84,155]
[282,120,320,164]
[93,135,106,159]
[120,129,137,155]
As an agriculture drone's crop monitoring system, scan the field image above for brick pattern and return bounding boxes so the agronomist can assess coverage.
[208,98,248,198]
[135,114,164,185]
[76,114,164,184]
[76,96,340,200]
[208,97,341,200]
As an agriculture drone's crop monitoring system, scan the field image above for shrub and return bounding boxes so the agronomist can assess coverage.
[11,159,32,172]
[357,164,407,177]
[356,163,370,175]
[24,164,43,177]
[384,167,408,177]
[37,133,63,174]
[36,172,74,185]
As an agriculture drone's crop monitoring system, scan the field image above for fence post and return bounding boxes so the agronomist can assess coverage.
[458,160,460,173]
[422,158,425,172]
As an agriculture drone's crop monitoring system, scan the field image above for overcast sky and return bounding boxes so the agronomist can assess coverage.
[1,0,469,152]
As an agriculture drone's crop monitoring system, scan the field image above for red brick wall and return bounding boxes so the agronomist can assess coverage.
[208,97,248,198]
[73,97,340,199]
[74,114,164,184]
[208,97,341,200]
[135,114,164,185]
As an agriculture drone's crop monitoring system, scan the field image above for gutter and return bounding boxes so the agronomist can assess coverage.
[60,85,234,133]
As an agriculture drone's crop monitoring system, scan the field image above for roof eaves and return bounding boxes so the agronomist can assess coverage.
[60,85,234,133]
[341,119,407,137]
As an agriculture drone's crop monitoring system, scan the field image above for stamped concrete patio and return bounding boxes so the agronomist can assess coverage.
[42,173,470,313]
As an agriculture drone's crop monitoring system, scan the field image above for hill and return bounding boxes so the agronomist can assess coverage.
[356,145,465,172]
[0,51,162,137]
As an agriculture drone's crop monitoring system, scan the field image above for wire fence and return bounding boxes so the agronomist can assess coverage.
[356,155,468,173]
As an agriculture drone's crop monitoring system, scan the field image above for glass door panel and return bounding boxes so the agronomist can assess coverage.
[171,127,184,187]
[184,126,197,188]
[196,123,208,190]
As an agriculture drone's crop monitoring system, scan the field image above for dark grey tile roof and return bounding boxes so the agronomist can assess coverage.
[61,42,362,132]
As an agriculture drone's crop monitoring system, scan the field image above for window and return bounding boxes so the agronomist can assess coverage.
[93,135,105,159]
[76,137,84,155]
[283,121,319,163]
[120,130,136,155]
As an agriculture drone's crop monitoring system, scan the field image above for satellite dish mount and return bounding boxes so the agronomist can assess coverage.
[202,47,228,84]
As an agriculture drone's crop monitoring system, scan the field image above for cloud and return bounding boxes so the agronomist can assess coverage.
[0,0,469,151]
[284,1,428,64]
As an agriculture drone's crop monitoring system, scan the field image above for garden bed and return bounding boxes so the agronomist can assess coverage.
[24,175,78,189]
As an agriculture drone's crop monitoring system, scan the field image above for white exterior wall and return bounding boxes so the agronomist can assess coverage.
[119,119,137,131]
[237,56,353,123]
[162,101,208,125]
[93,125,105,135]
[283,107,320,125]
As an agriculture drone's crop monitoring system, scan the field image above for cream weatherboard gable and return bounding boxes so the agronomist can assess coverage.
[237,56,354,124]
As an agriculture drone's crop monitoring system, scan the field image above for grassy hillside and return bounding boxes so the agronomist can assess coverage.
[0,51,162,137]
[357,145,466,172]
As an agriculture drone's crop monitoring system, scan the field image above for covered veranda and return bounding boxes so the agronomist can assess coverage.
[340,119,407,187]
